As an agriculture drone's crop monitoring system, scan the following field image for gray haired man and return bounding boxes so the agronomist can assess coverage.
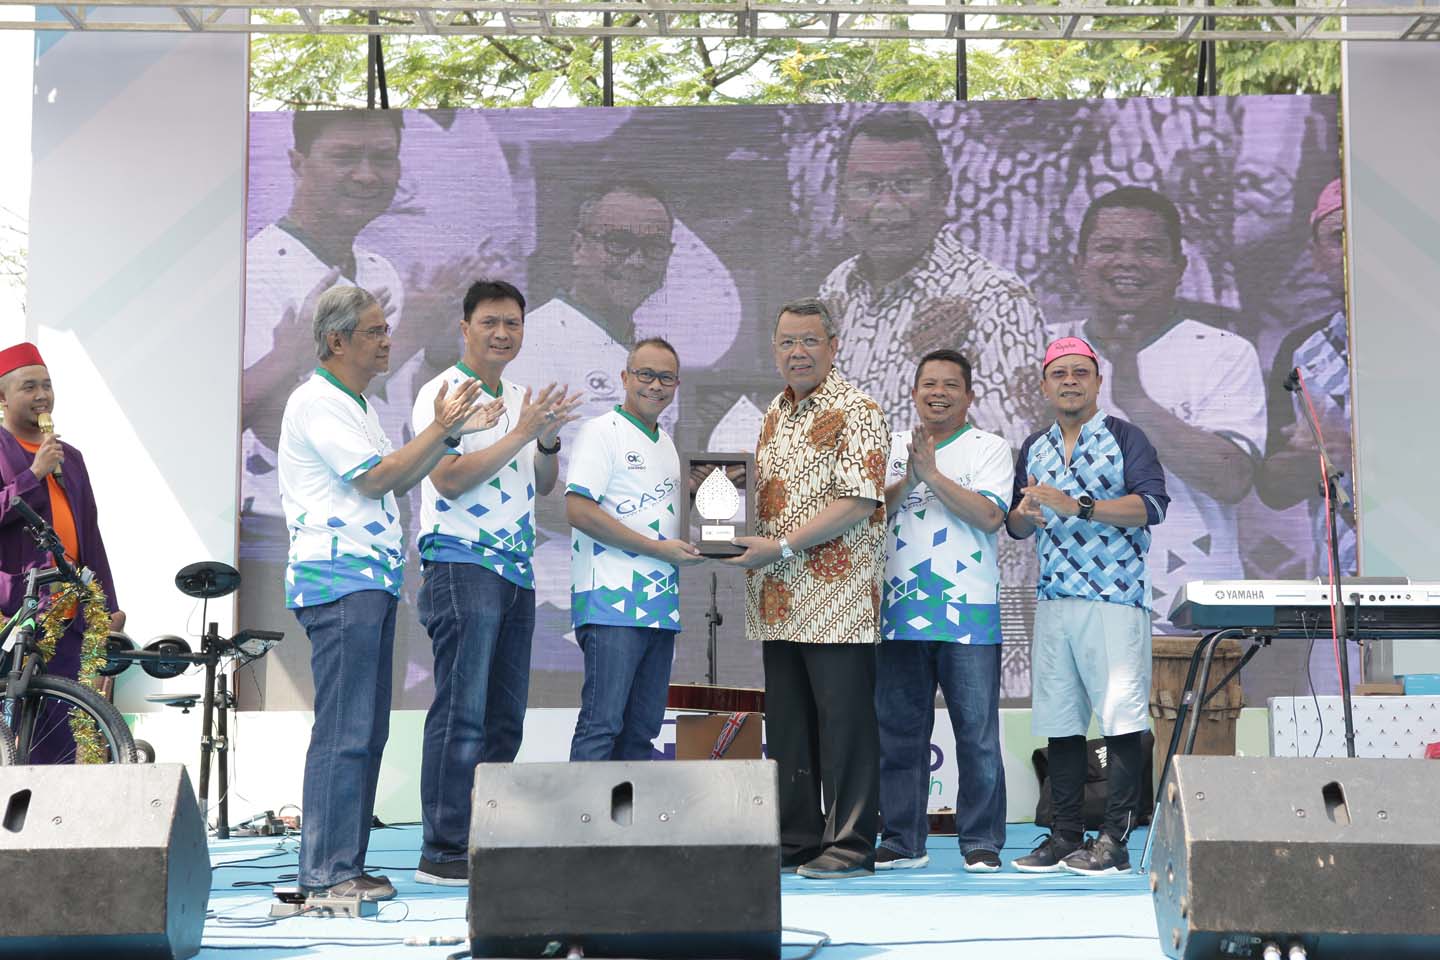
[277,285,499,901]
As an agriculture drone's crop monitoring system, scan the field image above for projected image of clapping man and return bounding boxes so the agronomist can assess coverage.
[1048,187,1266,619]
[244,111,408,542]
[818,110,1048,443]
[509,181,684,622]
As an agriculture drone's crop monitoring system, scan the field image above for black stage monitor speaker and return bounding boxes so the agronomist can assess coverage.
[468,759,781,959]
[1151,756,1440,959]
[0,763,210,959]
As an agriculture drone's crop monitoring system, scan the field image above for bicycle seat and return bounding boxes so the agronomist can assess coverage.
[145,693,201,710]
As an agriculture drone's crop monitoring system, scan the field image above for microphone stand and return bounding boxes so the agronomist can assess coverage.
[705,572,721,687]
[1284,367,1357,758]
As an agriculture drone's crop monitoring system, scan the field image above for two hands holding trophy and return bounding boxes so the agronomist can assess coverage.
[678,453,755,562]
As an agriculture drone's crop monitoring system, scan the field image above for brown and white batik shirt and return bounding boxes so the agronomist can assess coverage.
[745,368,888,645]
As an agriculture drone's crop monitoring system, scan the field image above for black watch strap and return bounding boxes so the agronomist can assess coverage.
[442,434,461,449]
[537,436,562,455]
[1077,494,1095,520]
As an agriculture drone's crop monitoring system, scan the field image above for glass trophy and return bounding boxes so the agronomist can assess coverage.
[679,453,755,558]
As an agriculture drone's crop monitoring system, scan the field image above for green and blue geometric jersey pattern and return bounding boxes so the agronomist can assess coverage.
[883,425,1013,644]
[413,369,541,589]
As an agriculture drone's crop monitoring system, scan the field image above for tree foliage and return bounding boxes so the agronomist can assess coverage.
[246,7,1342,110]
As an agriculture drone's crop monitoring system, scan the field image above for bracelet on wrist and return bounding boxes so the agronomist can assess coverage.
[537,436,562,455]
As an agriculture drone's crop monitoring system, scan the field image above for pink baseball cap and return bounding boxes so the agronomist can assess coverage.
[1310,178,1343,229]
[1043,336,1098,371]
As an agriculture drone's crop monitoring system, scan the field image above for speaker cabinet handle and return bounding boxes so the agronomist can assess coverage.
[1322,780,1350,826]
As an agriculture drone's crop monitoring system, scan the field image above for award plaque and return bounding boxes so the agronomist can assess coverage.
[679,452,755,559]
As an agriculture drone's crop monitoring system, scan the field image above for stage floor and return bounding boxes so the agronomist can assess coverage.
[201,824,1169,959]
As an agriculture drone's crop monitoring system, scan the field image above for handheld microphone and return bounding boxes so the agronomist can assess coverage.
[36,412,61,479]
[1282,367,1301,393]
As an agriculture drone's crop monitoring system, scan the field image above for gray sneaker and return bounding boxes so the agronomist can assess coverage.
[796,852,873,880]
[1011,834,1082,874]
[311,873,396,901]
[1059,833,1132,876]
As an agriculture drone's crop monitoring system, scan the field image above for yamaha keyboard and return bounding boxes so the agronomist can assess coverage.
[1169,577,1440,637]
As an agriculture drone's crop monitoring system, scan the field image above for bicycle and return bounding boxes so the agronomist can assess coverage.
[0,494,136,764]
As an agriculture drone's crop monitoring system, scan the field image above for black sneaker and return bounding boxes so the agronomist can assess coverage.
[875,847,930,870]
[1060,833,1131,876]
[310,873,397,901]
[415,856,469,887]
[963,849,1001,874]
[1011,834,1082,874]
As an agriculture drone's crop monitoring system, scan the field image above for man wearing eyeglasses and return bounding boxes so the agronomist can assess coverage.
[278,284,497,902]
[819,111,1047,449]
[408,280,583,887]
[564,338,703,761]
[510,181,686,623]
[728,298,889,880]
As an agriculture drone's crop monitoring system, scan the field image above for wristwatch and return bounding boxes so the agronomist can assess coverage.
[778,536,795,560]
[537,436,562,455]
[442,434,461,449]
[1076,494,1095,521]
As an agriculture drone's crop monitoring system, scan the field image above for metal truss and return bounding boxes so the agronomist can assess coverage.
[2,0,1439,41]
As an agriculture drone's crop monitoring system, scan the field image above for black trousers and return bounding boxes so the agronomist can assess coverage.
[1048,731,1145,842]
[762,640,879,869]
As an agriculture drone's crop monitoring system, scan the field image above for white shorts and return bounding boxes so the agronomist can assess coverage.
[1030,597,1152,738]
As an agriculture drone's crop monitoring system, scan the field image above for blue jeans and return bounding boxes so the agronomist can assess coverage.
[876,640,1005,857]
[293,589,397,890]
[417,562,534,862]
[569,624,675,762]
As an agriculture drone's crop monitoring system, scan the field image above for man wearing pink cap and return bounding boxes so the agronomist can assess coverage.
[1007,334,1169,876]
[1049,186,1265,617]
[1256,178,1355,576]
[0,342,126,762]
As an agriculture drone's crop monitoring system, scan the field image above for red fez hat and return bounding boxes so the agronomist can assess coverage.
[0,343,46,379]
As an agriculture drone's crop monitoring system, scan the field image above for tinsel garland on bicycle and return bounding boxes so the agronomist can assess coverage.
[1,578,111,763]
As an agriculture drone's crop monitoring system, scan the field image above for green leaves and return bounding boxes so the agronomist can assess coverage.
[249,13,1340,110]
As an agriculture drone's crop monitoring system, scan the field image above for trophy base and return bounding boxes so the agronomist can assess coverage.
[698,524,740,559]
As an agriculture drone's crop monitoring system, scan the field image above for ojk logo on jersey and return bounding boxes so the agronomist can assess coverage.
[625,450,646,470]
[614,477,678,515]
[585,370,620,400]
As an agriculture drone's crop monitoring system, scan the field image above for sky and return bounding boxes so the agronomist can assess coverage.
[0,19,33,344]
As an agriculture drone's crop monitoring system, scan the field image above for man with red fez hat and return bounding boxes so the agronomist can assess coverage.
[1006,334,1169,877]
[0,342,126,762]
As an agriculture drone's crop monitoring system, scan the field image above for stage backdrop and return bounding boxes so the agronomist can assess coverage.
[238,95,1347,711]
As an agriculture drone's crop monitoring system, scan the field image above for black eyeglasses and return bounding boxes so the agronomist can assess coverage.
[580,230,675,262]
[628,368,679,387]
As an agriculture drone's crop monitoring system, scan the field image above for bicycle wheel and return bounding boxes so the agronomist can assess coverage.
[1,676,138,764]
[0,718,14,765]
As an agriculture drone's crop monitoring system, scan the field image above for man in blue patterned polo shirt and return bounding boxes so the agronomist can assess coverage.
[279,285,494,901]
[1006,335,1169,877]
[409,280,582,886]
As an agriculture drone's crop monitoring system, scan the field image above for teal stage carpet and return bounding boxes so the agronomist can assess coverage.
[200,824,1167,958]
